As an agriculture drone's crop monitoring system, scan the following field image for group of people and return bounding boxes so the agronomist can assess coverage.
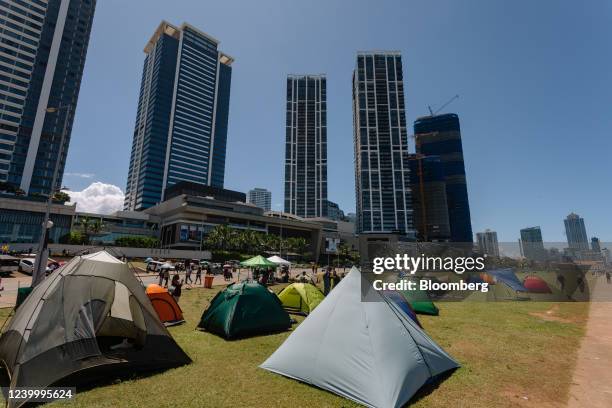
[322,267,342,295]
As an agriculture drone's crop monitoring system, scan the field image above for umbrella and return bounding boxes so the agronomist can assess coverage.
[240,255,277,268]
[267,255,291,265]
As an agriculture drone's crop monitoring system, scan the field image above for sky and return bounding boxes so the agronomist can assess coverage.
[63,0,612,242]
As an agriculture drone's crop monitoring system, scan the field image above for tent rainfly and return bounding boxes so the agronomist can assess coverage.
[261,267,459,408]
[267,255,291,265]
[0,251,191,408]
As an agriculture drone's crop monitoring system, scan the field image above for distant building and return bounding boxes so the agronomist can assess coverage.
[591,237,601,252]
[476,229,499,257]
[408,155,450,241]
[345,212,357,223]
[0,195,75,244]
[520,226,546,261]
[414,113,473,243]
[124,22,233,211]
[247,188,272,211]
[284,75,328,218]
[2,0,97,195]
[352,51,413,236]
[73,211,157,244]
[326,200,345,221]
[564,213,589,252]
[602,248,611,265]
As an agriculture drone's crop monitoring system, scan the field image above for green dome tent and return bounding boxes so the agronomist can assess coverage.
[277,283,325,315]
[197,282,291,339]
[399,287,439,316]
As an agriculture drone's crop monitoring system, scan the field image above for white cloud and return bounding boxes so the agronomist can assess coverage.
[64,172,95,178]
[65,182,124,214]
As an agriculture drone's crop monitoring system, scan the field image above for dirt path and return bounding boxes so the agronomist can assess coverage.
[568,275,612,407]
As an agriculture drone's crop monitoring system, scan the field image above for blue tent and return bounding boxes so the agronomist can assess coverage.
[487,269,527,292]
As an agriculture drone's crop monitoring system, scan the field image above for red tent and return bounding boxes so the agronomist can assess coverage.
[523,276,552,293]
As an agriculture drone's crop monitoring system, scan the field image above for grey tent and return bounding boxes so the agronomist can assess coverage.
[260,267,459,408]
[0,251,191,407]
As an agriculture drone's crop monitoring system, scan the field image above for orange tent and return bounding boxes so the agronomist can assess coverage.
[146,284,185,326]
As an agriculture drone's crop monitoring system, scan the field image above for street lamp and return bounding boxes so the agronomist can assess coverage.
[32,105,72,287]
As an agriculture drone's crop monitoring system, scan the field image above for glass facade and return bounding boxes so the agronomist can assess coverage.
[414,113,473,243]
[564,213,589,251]
[124,22,233,211]
[247,187,271,211]
[1,0,96,194]
[284,75,328,218]
[352,52,413,235]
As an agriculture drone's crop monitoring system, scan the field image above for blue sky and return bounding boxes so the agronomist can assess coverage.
[64,0,612,242]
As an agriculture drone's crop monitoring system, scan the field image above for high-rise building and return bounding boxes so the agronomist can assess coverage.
[414,113,472,243]
[564,212,589,252]
[1,0,97,194]
[124,22,233,211]
[284,74,327,218]
[520,226,546,261]
[247,187,271,211]
[352,51,413,235]
[408,154,450,241]
[476,229,499,257]
[326,200,345,221]
[591,237,601,252]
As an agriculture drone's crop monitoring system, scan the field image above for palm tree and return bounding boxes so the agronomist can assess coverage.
[204,225,235,251]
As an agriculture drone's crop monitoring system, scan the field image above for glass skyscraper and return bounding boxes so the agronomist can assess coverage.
[564,212,589,252]
[414,113,473,243]
[124,21,233,211]
[0,0,96,194]
[284,74,327,218]
[352,51,413,235]
[247,187,271,212]
[520,226,546,261]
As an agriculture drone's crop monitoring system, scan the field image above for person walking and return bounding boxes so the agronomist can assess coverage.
[606,271,611,284]
[331,270,341,289]
[170,273,183,303]
[162,267,170,288]
[323,267,331,295]
[185,263,193,285]
[195,264,202,285]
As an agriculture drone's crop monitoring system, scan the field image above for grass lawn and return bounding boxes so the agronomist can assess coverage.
[0,284,588,408]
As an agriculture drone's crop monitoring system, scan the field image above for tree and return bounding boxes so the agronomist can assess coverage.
[204,225,235,251]
[53,191,71,203]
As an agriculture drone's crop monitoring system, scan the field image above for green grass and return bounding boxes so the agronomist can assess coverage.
[0,285,588,408]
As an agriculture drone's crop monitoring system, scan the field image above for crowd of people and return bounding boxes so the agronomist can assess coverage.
[152,258,347,303]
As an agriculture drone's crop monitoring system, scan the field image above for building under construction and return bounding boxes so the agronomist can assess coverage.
[408,154,451,241]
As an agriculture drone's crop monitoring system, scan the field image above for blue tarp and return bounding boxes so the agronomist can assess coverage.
[487,269,527,292]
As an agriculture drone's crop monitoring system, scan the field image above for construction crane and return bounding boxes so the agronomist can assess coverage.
[427,94,459,116]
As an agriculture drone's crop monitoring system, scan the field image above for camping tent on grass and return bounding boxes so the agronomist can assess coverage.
[0,251,191,408]
[261,267,459,408]
[399,287,439,316]
[523,276,552,294]
[277,283,325,315]
[483,269,529,301]
[197,282,291,339]
[146,284,185,326]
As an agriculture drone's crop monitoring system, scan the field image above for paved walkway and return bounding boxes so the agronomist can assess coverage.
[568,276,612,407]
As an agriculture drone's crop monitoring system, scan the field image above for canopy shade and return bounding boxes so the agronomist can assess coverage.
[267,255,291,265]
[240,255,277,267]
